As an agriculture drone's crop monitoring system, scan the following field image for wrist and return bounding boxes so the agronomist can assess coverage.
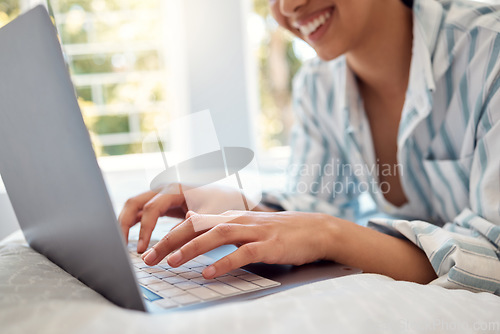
[317,213,344,262]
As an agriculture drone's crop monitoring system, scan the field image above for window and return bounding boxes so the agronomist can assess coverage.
[50,0,173,156]
[1,0,311,158]
[251,0,315,150]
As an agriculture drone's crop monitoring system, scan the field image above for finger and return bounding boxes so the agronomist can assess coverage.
[202,242,264,279]
[142,216,202,265]
[138,191,185,253]
[142,212,251,265]
[190,211,245,232]
[169,210,219,233]
[165,223,259,268]
[118,191,157,243]
[169,210,197,232]
[125,211,144,241]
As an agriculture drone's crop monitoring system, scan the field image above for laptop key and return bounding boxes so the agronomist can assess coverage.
[143,267,164,274]
[193,255,214,266]
[171,293,200,305]
[174,281,199,290]
[138,276,163,285]
[148,281,175,292]
[153,271,177,279]
[253,278,280,287]
[190,277,218,285]
[133,263,150,269]
[216,276,260,291]
[187,287,221,300]
[238,273,262,281]
[157,287,185,298]
[227,268,248,276]
[204,282,240,296]
[169,267,191,274]
[130,257,143,264]
[179,271,202,279]
[182,260,205,268]
[153,298,178,309]
[135,271,151,279]
[158,263,172,270]
[162,276,187,285]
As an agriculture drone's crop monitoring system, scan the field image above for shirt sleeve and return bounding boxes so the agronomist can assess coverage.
[261,61,362,221]
[368,83,500,295]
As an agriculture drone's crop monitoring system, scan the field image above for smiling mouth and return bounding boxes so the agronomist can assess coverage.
[292,8,334,37]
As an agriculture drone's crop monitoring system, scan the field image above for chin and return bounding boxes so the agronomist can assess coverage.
[309,40,346,61]
[315,48,343,61]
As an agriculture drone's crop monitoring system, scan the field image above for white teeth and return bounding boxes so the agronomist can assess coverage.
[296,10,332,37]
[307,21,315,32]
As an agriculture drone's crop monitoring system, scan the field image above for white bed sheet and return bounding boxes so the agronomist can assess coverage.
[1,230,499,334]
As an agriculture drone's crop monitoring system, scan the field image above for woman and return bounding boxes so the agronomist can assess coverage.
[120,0,500,294]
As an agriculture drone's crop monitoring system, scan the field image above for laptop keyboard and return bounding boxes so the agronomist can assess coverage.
[128,241,280,309]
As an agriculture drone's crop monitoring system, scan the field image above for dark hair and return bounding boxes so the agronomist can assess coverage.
[401,0,414,8]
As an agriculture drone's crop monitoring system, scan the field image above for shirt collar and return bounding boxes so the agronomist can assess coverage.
[396,0,446,145]
[412,0,446,94]
[413,0,445,61]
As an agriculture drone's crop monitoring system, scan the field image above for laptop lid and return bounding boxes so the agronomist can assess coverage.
[0,5,146,311]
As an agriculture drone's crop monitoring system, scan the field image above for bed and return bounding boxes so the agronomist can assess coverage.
[1,229,499,334]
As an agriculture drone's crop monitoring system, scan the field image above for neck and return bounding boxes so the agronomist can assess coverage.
[346,2,413,101]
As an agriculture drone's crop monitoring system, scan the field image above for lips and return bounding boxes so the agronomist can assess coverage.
[292,7,334,38]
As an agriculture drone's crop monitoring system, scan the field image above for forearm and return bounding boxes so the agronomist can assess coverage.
[324,216,437,284]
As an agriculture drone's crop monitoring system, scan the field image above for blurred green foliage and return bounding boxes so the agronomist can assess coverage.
[254,0,303,148]
[51,0,167,156]
[90,115,129,134]
[0,0,19,28]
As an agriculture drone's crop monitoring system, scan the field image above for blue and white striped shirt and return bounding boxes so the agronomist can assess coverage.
[264,0,500,294]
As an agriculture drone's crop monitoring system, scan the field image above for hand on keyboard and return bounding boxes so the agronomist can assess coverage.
[140,210,335,279]
[118,184,270,254]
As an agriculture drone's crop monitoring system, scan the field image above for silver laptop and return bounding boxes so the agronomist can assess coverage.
[0,5,361,313]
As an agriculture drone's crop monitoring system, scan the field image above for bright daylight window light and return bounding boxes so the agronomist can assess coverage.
[48,0,175,157]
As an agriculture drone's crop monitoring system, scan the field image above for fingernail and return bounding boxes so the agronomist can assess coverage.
[137,239,145,252]
[203,265,216,278]
[141,248,152,260]
[144,248,158,264]
[168,250,182,266]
